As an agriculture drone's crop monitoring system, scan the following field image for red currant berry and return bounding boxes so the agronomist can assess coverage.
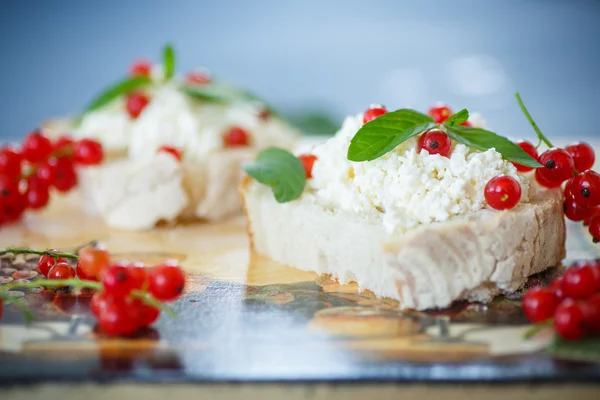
[157,146,182,162]
[128,265,149,290]
[223,126,250,147]
[90,291,111,317]
[52,157,77,192]
[53,136,75,154]
[522,287,559,323]
[428,104,453,123]
[186,71,211,85]
[26,184,50,210]
[562,265,598,299]
[126,92,150,119]
[549,276,568,302]
[583,206,600,226]
[131,298,160,328]
[590,216,600,243]
[484,175,522,210]
[0,147,22,177]
[0,193,26,223]
[78,247,111,281]
[98,298,139,337]
[554,298,587,341]
[570,170,600,208]
[563,198,591,222]
[34,162,56,187]
[363,106,387,124]
[298,154,317,179]
[417,130,452,157]
[47,262,76,280]
[535,148,575,188]
[512,140,539,173]
[130,60,152,77]
[21,131,53,163]
[460,120,471,127]
[583,293,600,334]
[37,252,67,277]
[101,264,135,298]
[565,142,595,172]
[148,263,186,301]
[74,139,104,165]
[0,176,19,203]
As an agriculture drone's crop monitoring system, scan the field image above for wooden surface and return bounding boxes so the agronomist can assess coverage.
[1,138,600,391]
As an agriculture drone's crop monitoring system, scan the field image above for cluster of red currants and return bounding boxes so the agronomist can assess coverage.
[523,261,600,340]
[128,60,251,147]
[37,246,185,337]
[0,131,103,224]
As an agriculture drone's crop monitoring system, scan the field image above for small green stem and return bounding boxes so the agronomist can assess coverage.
[515,92,554,149]
[0,248,79,261]
[523,319,553,340]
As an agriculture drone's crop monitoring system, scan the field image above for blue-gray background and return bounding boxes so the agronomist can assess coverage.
[1,0,599,141]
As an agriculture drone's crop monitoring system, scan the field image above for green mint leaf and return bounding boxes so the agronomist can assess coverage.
[515,92,553,148]
[445,125,543,168]
[163,44,176,80]
[444,109,469,126]
[549,335,600,362]
[183,86,230,103]
[242,147,306,203]
[84,76,151,113]
[347,109,435,161]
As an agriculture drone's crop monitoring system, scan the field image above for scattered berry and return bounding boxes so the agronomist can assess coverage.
[484,175,522,210]
[34,162,56,187]
[128,265,149,290]
[417,130,452,157]
[223,126,250,147]
[298,154,317,179]
[513,140,539,173]
[570,170,600,208]
[535,148,574,188]
[21,131,53,163]
[90,291,111,317]
[130,60,152,77]
[561,265,599,299]
[101,264,135,298]
[148,263,185,301]
[47,262,76,280]
[186,71,210,85]
[565,142,595,172]
[98,298,139,337]
[554,299,587,341]
[157,146,182,162]
[0,147,22,177]
[77,247,111,281]
[37,253,67,278]
[74,139,104,165]
[428,104,452,123]
[522,287,559,323]
[52,157,77,192]
[563,198,591,222]
[26,184,50,210]
[126,92,150,119]
[363,106,387,124]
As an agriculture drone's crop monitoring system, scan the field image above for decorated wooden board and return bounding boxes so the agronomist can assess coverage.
[2,143,600,385]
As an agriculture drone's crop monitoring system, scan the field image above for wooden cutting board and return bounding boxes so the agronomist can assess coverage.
[1,138,600,384]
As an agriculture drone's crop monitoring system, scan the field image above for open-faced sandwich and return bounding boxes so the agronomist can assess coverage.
[43,45,300,230]
[240,97,600,310]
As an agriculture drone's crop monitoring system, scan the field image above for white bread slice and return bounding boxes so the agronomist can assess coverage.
[241,178,566,310]
[41,118,295,229]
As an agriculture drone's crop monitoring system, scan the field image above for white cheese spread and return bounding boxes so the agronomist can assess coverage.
[304,113,530,233]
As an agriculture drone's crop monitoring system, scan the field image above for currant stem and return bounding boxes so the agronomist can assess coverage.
[0,248,79,260]
[523,318,554,340]
[515,92,554,149]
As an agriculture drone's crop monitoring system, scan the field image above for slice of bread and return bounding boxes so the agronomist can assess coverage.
[42,118,296,229]
[241,178,566,310]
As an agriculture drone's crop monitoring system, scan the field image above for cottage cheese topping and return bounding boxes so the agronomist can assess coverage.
[75,79,299,160]
[305,113,530,233]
